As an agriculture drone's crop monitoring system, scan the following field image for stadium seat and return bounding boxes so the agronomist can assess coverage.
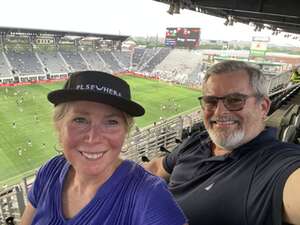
[141,156,150,162]
[175,138,182,144]
[280,125,297,143]
[159,145,171,154]
[290,113,300,129]
[5,216,15,225]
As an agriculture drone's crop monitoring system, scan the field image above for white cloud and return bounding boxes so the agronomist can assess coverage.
[0,0,299,46]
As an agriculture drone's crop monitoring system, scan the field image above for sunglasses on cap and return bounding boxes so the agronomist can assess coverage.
[198,93,261,111]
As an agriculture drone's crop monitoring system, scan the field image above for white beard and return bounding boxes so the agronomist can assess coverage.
[207,127,245,151]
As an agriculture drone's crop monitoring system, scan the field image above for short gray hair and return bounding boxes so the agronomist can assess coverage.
[203,60,268,97]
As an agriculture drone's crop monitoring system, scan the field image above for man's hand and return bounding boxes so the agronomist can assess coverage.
[142,157,171,181]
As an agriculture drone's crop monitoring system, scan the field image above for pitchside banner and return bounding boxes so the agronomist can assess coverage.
[250,36,270,57]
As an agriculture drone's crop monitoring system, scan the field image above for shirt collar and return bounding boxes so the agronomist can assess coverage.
[226,127,278,159]
[202,127,278,161]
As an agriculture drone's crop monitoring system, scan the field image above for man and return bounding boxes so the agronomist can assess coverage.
[144,60,300,225]
[290,66,300,84]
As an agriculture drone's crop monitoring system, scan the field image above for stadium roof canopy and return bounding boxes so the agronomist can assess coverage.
[154,0,300,35]
[0,27,129,42]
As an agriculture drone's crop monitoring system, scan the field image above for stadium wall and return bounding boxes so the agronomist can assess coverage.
[0,77,68,87]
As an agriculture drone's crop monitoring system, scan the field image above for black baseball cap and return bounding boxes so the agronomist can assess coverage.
[47,71,145,117]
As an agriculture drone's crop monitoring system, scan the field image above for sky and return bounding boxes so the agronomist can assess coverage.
[1,0,300,47]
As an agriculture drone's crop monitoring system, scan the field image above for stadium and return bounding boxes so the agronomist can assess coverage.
[0,1,300,223]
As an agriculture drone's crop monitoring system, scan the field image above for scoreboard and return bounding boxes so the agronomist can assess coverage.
[165,27,200,49]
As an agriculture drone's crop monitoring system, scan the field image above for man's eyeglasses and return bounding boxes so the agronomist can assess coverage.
[198,93,261,111]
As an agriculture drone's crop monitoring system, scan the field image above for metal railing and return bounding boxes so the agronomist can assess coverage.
[0,185,25,224]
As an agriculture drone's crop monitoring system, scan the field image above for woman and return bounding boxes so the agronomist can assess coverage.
[20,71,187,225]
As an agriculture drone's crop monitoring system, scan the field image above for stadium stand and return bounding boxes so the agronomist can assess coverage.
[80,51,110,72]
[266,71,292,94]
[112,51,131,69]
[6,51,44,76]
[141,47,171,73]
[59,50,88,72]
[0,185,25,225]
[97,51,123,72]
[37,51,68,74]
[153,49,202,84]
[136,48,160,71]
[188,63,204,85]
[0,36,294,92]
[131,47,146,69]
[0,53,13,81]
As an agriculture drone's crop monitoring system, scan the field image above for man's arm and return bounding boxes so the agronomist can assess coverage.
[20,203,36,225]
[283,167,300,225]
[143,156,171,181]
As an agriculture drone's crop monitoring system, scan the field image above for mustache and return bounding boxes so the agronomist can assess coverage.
[209,116,240,123]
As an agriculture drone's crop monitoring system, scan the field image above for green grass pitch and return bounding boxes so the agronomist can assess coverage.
[0,75,201,184]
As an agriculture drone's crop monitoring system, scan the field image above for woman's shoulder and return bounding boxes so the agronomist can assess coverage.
[28,155,68,207]
[124,160,167,188]
[41,154,67,169]
[36,155,68,180]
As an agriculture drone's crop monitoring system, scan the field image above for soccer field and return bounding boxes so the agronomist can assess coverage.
[0,76,201,184]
